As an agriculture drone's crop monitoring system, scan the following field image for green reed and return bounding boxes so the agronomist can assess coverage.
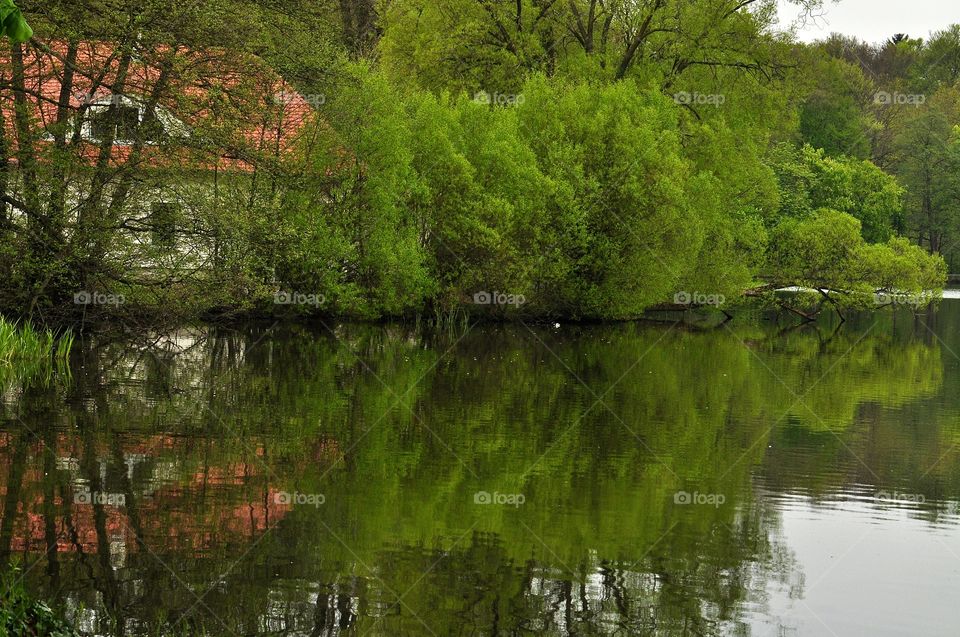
[0,316,73,387]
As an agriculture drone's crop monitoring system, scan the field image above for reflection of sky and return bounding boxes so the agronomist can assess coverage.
[747,493,960,636]
[776,0,960,44]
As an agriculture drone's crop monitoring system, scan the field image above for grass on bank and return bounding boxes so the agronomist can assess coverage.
[0,317,73,387]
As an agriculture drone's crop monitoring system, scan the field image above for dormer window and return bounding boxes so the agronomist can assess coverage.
[81,95,179,145]
[89,104,141,142]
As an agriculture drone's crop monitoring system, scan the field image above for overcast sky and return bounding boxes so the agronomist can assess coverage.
[776,0,960,44]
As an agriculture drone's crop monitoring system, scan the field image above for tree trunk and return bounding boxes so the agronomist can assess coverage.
[77,46,133,274]
[47,40,79,228]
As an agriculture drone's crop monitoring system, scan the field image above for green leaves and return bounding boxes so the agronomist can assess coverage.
[766,208,946,305]
[767,208,866,291]
[0,0,31,43]
[767,143,904,243]
[512,79,701,317]
[278,64,434,318]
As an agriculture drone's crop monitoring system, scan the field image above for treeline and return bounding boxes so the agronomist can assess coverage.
[0,0,950,321]
[802,29,960,262]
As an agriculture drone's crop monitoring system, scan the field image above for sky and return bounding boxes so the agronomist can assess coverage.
[776,0,960,44]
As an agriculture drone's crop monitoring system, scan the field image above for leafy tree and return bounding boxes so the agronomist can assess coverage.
[765,208,945,315]
[912,25,960,93]
[278,66,434,317]
[378,0,826,88]
[892,86,960,258]
[798,52,875,158]
[767,143,904,242]
[512,77,713,317]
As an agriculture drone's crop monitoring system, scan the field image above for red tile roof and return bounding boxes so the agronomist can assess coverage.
[0,40,317,172]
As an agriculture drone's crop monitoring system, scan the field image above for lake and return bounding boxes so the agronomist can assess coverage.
[2,303,960,636]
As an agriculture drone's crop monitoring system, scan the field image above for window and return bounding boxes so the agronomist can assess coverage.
[117,105,141,141]
[140,111,166,143]
[87,101,166,144]
[151,202,179,250]
[89,105,139,142]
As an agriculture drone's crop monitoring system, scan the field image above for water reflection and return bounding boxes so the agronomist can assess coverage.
[1,308,959,635]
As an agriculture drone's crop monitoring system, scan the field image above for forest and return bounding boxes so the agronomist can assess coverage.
[0,0,954,321]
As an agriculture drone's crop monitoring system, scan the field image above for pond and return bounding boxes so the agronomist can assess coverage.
[2,304,960,636]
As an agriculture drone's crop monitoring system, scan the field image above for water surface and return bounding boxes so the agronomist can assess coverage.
[2,305,960,636]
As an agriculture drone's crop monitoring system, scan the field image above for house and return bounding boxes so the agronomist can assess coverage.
[0,40,318,273]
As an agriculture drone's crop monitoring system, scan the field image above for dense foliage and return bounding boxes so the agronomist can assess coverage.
[0,0,951,321]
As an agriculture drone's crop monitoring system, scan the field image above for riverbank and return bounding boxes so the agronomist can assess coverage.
[7,281,945,335]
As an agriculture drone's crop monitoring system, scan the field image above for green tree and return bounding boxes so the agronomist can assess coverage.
[798,52,875,158]
[765,208,945,315]
[279,66,433,317]
[893,86,960,257]
[767,143,904,242]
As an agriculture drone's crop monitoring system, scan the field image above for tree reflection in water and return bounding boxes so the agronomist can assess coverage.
[0,309,956,635]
